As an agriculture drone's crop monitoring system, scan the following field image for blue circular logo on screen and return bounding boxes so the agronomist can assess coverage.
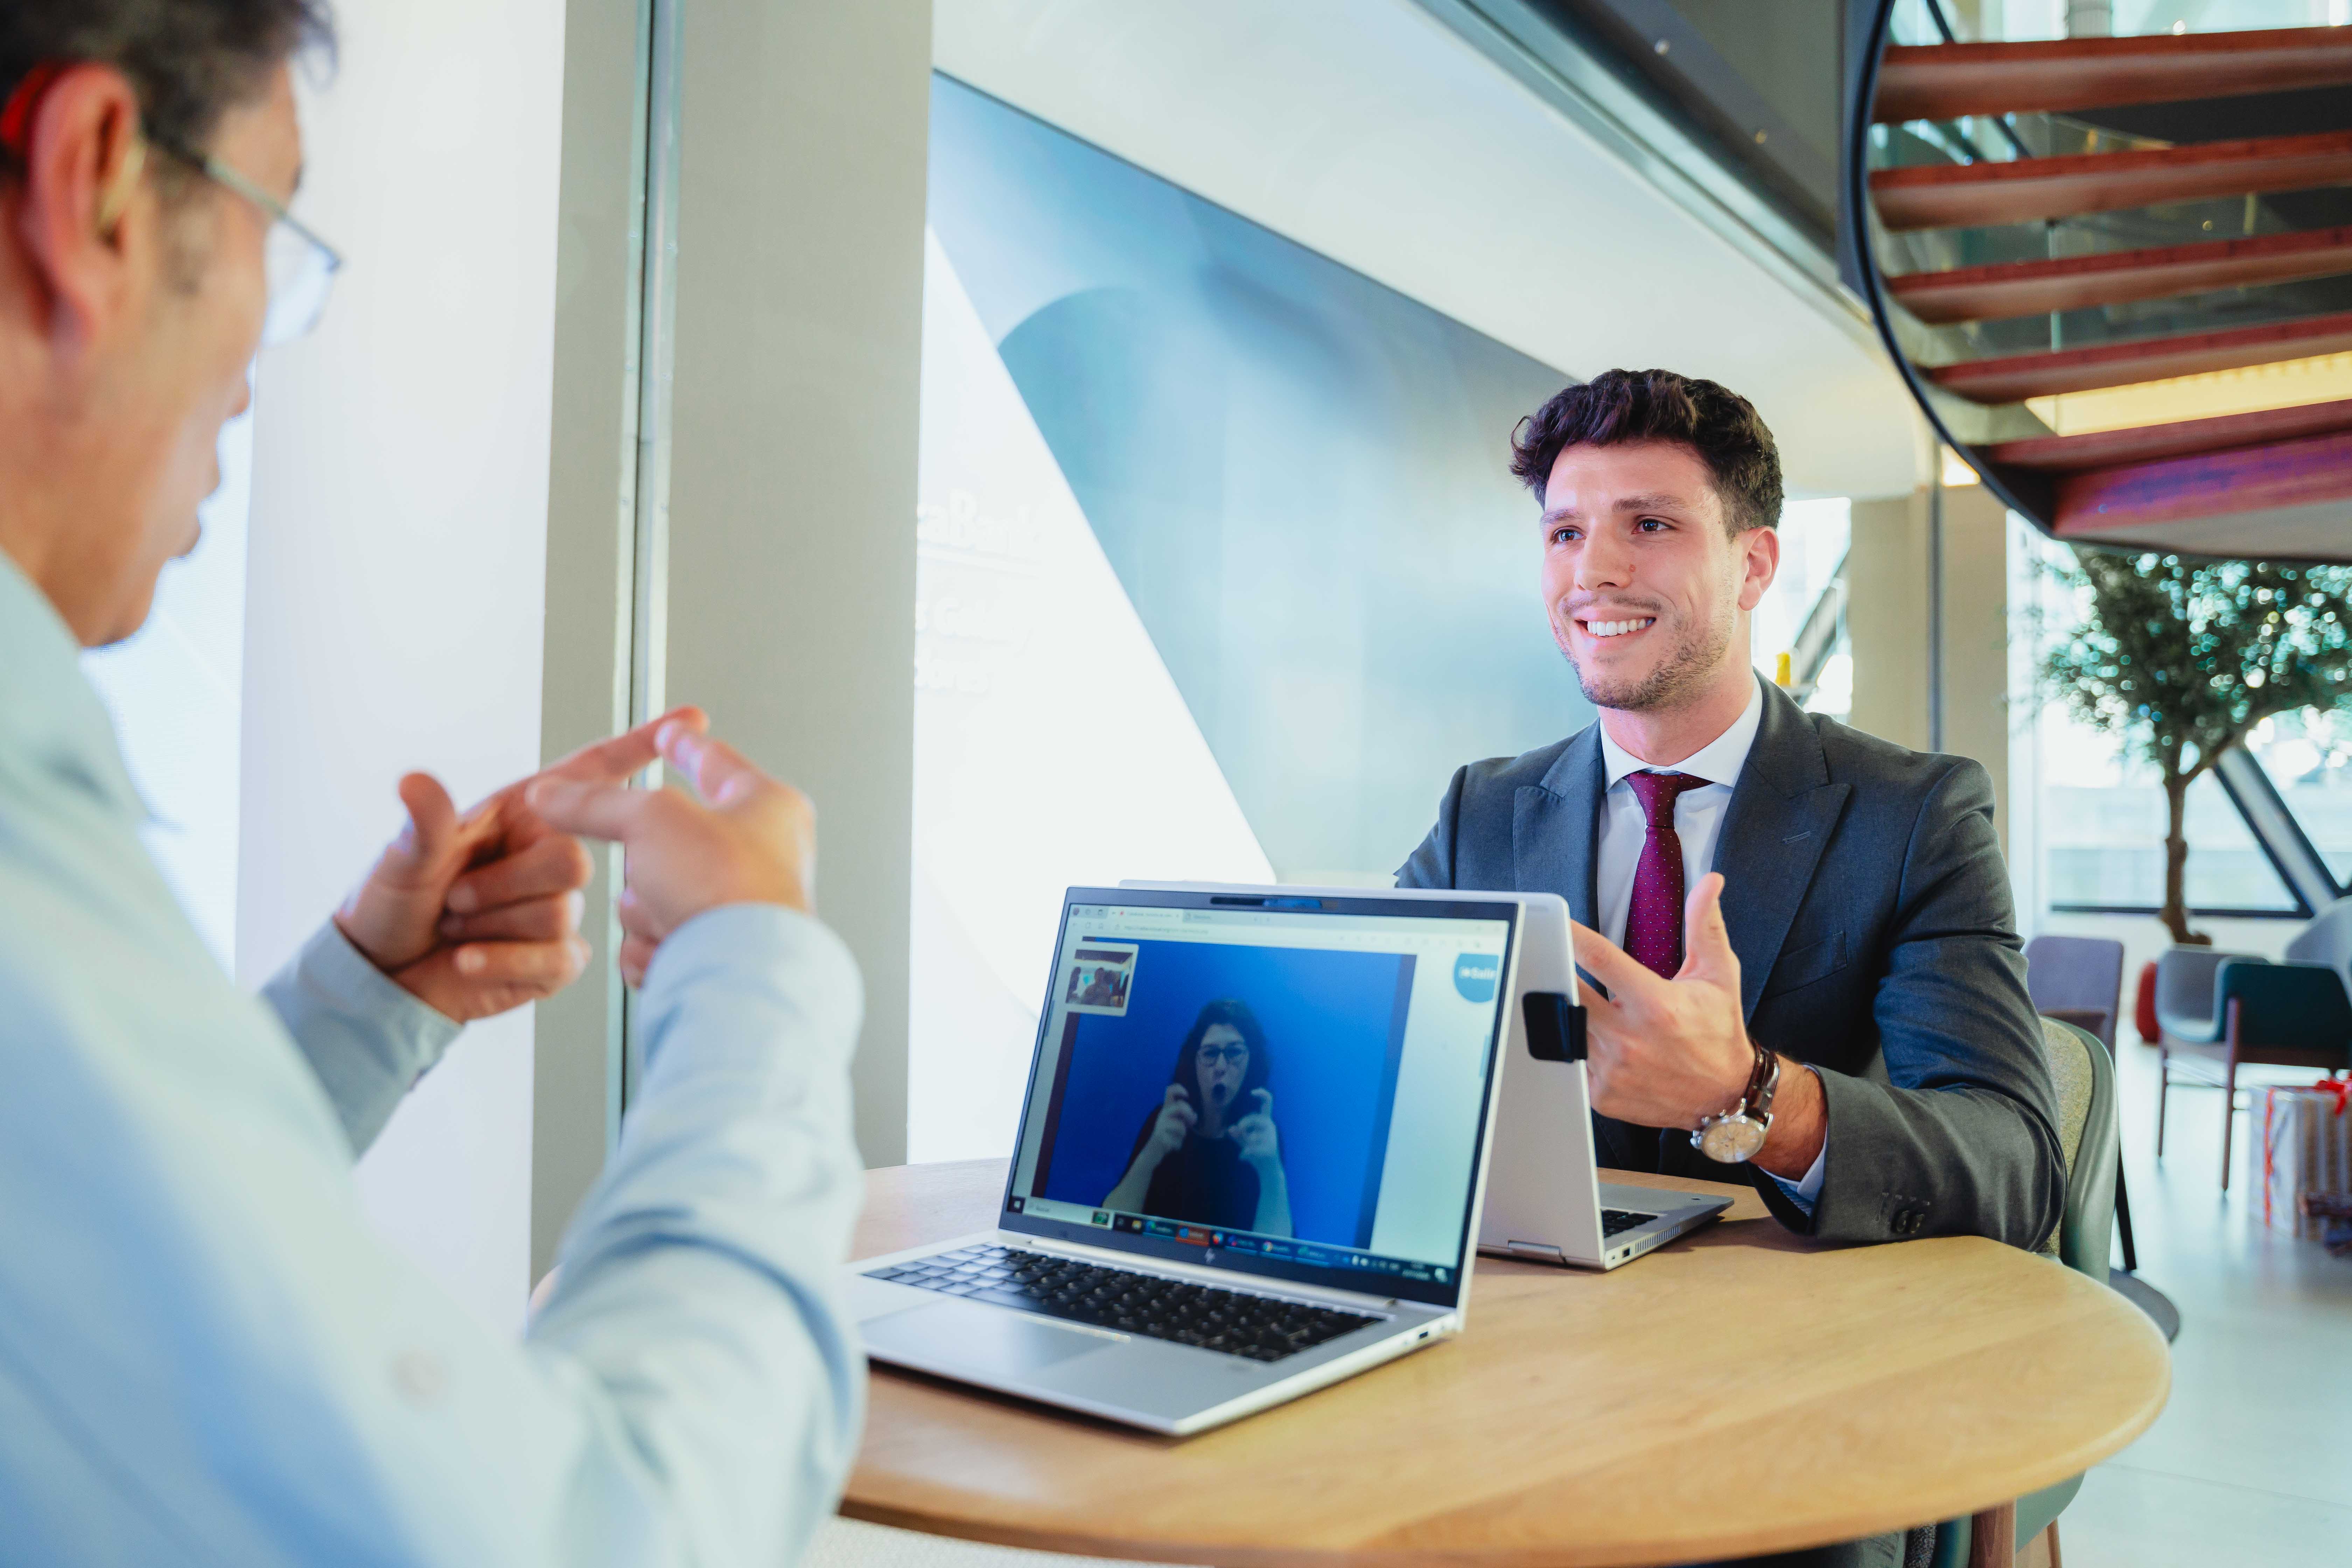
[1453,953,1500,1003]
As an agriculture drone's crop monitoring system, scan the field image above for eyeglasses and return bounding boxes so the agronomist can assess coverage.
[153,135,342,346]
[1197,1043,1249,1066]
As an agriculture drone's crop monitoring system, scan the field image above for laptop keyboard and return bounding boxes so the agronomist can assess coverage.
[1600,1208,1657,1238]
[864,1244,1381,1363]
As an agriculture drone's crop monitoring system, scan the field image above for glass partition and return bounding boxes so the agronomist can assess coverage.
[912,76,1587,1158]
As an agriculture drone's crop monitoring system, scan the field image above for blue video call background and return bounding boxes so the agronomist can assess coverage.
[1038,939,1411,1247]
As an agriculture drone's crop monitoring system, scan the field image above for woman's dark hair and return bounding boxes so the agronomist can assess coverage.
[1125,999,1273,1164]
[1,1,334,186]
[1508,368,1784,535]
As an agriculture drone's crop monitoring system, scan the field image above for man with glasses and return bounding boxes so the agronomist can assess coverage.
[1,5,868,1563]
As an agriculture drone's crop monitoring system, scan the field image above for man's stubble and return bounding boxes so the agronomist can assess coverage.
[1559,600,1735,716]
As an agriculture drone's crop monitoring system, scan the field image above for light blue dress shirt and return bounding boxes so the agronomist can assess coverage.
[0,552,867,1566]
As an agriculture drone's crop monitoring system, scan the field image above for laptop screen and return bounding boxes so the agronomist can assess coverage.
[999,889,1517,1308]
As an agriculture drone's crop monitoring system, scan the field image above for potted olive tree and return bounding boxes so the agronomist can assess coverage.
[2040,549,2352,946]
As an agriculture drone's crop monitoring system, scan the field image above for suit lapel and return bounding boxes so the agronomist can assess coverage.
[1513,725,1603,921]
[1714,683,1851,1019]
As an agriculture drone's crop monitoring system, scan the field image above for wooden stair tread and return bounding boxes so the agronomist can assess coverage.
[1869,131,2352,230]
[1887,225,2352,323]
[1875,26,2352,123]
[1930,309,2352,403]
[1986,398,2352,470]
[2052,427,2352,560]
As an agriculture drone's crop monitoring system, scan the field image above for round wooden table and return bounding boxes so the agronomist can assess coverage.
[843,1160,2169,1568]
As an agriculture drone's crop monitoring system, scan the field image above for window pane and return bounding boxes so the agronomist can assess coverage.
[912,75,1585,1158]
[2040,729,2296,913]
[2246,709,2352,891]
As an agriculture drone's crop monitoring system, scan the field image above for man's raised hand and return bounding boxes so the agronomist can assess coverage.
[334,706,707,1022]
[1566,871,1754,1130]
[526,721,816,988]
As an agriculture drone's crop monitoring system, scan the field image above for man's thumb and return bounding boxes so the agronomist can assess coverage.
[394,773,461,867]
[1679,872,1738,979]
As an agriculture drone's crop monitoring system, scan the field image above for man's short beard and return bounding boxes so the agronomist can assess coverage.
[1562,608,1733,714]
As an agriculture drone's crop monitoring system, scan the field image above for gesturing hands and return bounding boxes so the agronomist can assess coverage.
[334,708,709,1022]
[1230,1088,1280,1169]
[1145,1084,1198,1161]
[528,719,817,988]
[1568,871,1757,1131]
[1569,871,1825,1180]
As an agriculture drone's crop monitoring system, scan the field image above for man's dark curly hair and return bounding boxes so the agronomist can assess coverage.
[1509,368,1784,535]
[1,1,333,194]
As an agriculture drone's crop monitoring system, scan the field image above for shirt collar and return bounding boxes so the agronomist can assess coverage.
[1599,674,1765,790]
[0,546,146,820]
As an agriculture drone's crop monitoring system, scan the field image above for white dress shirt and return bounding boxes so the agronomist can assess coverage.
[1593,678,1825,1205]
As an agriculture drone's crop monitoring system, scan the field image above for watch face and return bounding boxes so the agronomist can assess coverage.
[1698,1116,1768,1164]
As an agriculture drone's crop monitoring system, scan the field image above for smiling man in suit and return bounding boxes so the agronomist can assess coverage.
[1399,368,2062,1255]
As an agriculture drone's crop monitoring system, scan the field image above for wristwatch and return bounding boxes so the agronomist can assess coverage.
[1691,1041,1779,1164]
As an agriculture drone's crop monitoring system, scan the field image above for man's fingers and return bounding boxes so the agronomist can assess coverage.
[616,886,667,944]
[451,937,591,985]
[526,778,659,843]
[1567,919,1653,1007]
[660,726,771,809]
[439,891,582,945]
[543,706,710,787]
[445,832,594,915]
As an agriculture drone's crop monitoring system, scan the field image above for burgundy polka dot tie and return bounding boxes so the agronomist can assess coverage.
[1624,772,1704,979]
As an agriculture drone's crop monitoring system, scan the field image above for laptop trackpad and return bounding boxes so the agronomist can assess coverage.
[863,1300,1115,1375]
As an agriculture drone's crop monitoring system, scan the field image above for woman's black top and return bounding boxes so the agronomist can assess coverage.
[1140,1130,1259,1231]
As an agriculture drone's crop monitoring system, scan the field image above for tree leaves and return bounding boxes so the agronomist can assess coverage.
[2036,546,2352,942]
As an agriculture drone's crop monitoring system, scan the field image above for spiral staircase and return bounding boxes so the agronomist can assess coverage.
[1845,6,2352,563]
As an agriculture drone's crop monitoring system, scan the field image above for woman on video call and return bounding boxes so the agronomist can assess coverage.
[1104,999,1293,1238]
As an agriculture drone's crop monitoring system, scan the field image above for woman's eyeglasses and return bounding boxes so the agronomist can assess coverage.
[1196,1043,1249,1067]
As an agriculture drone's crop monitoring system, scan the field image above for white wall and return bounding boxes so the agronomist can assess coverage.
[83,405,253,970]
[239,0,568,1333]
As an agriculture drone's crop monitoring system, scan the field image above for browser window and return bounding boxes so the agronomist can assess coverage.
[1001,894,1514,1305]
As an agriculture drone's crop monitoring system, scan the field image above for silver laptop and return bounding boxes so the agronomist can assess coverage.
[851,885,1524,1436]
[1126,884,1730,1270]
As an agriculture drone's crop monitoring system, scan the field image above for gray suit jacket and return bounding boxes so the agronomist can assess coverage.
[1398,679,2064,1249]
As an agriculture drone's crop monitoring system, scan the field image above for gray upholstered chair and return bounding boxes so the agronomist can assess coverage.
[2025,935,2125,1053]
[2285,895,2352,1000]
[2026,934,2136,1267]
[2150,947,2268,1157]
[1927,1016,2118,1568]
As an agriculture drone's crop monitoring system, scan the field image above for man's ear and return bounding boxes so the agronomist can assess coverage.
[1735,522,1781,611]
[14,65,151,350]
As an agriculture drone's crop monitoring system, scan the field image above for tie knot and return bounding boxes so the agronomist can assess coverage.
[1625,770,1704,829]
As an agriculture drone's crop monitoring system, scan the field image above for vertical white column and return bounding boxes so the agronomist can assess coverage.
[238,0,568,1331]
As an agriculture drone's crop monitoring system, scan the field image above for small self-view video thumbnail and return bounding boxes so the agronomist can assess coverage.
[1064,941,1138,1016]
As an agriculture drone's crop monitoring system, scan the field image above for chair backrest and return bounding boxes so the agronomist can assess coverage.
[2036,1016,2119,1279]
[2025,936,2126,1052]
[2284,895,2352,997]
[2215,959,2352,1058]
[2153,947,2267,1039]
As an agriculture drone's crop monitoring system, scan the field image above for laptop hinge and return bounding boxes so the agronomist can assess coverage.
[1504,1240,1568,1264]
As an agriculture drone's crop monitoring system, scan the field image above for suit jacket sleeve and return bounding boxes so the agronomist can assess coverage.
[1772,760,2065,1250]
[1395,766,1469,889]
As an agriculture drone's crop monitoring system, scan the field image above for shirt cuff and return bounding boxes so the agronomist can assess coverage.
[263,921,463,1156]
[1765,1069,1827,1214]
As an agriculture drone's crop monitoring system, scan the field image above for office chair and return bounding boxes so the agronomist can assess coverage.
[1928,1016,2118,1568]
